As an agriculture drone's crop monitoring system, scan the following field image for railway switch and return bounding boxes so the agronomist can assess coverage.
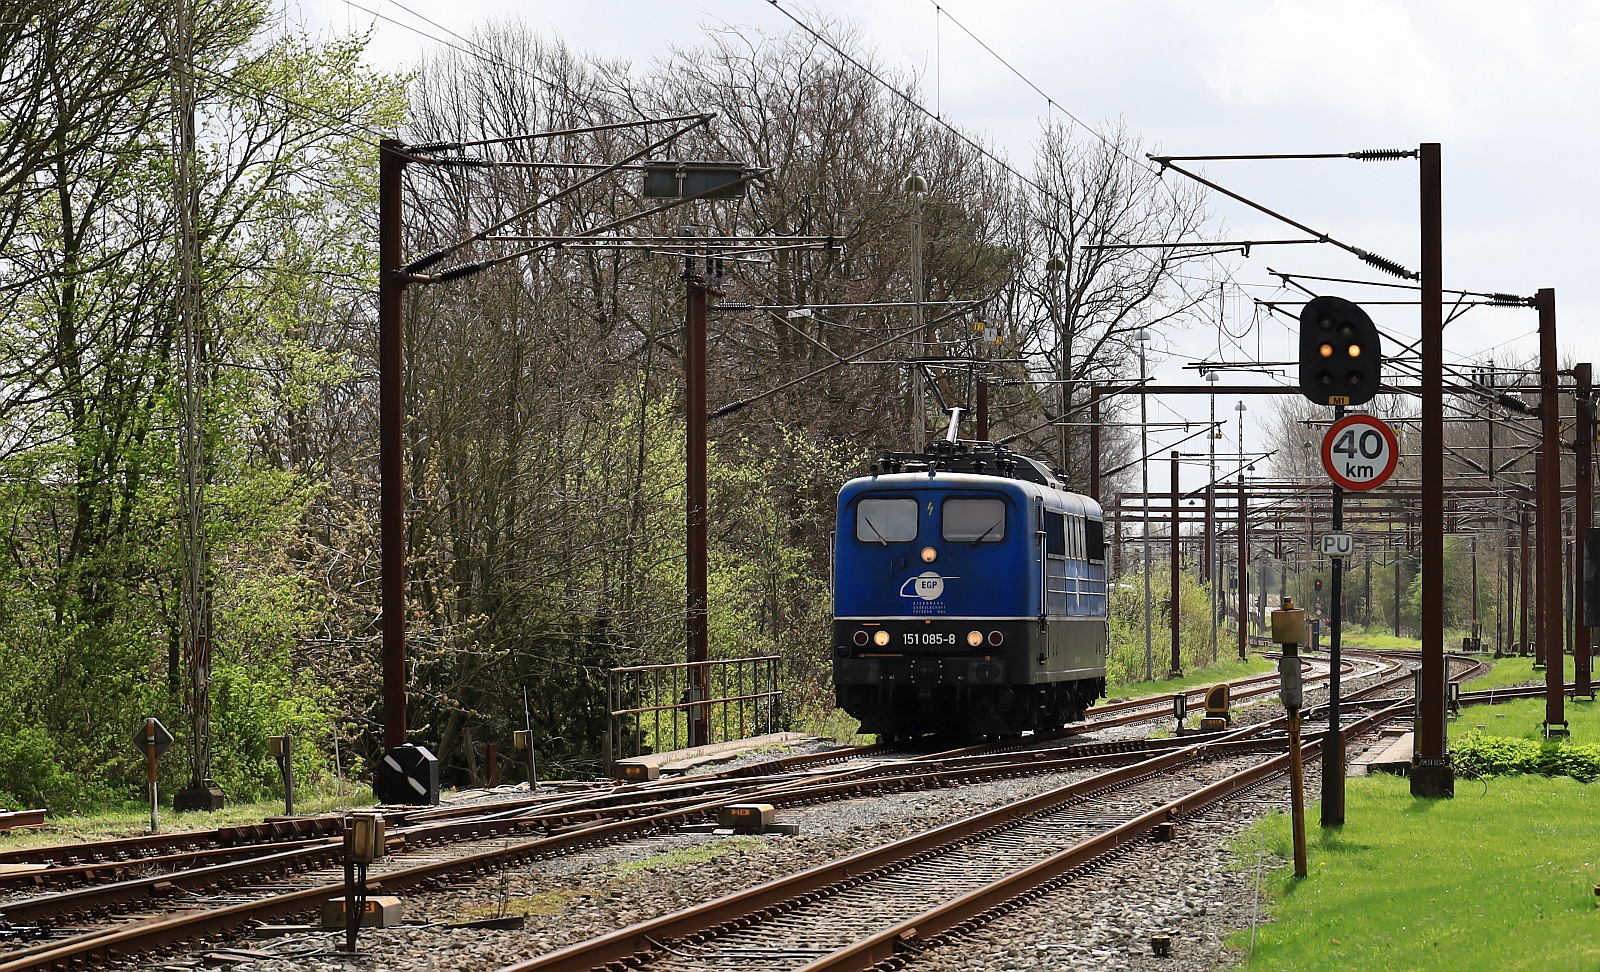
[1270,600,1306,649]
[1201,684,1231,729]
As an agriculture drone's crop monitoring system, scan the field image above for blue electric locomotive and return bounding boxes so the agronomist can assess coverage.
[832,440,1109,738]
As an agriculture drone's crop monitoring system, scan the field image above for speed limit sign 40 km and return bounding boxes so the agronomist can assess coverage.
[1321,414,1399,491]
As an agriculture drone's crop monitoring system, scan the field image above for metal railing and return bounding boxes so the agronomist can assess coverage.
[604,655,783,772]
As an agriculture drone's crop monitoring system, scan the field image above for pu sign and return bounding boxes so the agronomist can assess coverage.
[1318,532,1354,556]
[1321,414,1399,491]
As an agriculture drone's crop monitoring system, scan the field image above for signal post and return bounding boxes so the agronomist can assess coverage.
[1297,295,1390,825]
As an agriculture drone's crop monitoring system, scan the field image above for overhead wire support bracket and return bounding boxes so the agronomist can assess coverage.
[398,114,717,278]
[427,113,716,150]
[483,167,773,272]
[1266,268,1532,306]
[1149,149,1418,163]
[1083,238,1322,252]
[1146,155,1418,280]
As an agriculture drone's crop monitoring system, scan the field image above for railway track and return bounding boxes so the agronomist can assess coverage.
[496,702,1407,972]
[0,649,1512,970]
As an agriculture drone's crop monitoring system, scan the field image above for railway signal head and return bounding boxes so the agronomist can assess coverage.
[1299,296,1381,407]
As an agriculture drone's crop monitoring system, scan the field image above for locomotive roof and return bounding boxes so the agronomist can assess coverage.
[842,442,1103,518]
[869,440,1064,488]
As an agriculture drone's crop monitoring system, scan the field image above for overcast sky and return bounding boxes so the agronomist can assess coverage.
[286,0,1600,465]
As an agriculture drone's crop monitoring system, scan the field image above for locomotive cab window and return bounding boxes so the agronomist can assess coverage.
[1044,510,1066,558]
[1085,517,1106,563]
[855,497,918,544]
[943,497,1006,542]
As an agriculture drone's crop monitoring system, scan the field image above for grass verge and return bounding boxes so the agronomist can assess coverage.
[1337,627,1421,651]
[1240,655,1600,969]
[0,785,373,850]
[1107,653,1274,699]
[1234,773,1600,971]
[1463,652,1576,692]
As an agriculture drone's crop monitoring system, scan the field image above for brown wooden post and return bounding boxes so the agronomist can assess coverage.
[1237,481,1249,660]
[1536,289,1566,735]
[686,269,711,748]
[1089,390,1102,501]
[1577,362,1594,696]
[1535,453,1547,668]
[1412,141,1452,796]
[379,139,409,751]
[1170,452,1182,676]
[1520,490,1532,657]
[975,375,989,443]
[1567,513,1576,666]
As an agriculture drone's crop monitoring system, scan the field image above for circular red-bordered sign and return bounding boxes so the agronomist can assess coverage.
[1321,414,1399,491]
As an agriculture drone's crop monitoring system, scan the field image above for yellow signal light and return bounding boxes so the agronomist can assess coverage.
[1319,343,1334,358]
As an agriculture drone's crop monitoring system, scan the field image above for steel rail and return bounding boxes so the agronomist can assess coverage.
[0,815,345,867]
[0,735,1233,970]
[490,729,1336,972]
[778,702,1415,972]
[0,651,1418,970]
[0,834,342,891]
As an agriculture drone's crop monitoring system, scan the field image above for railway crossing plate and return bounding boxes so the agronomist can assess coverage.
[1321,414,1398,491]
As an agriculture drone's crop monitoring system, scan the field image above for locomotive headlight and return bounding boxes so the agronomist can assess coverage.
[966,630,984,647]
[988,630,1005,646]
[853,630,870,647]
[920,546,937,563]
[873,630,891,647]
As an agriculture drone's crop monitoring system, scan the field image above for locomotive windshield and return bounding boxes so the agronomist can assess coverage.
[855,497,918,543]
[942,496,1006,542]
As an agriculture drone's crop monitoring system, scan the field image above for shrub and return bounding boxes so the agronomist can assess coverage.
[1452,730,1600,782]
[0,726,76,807]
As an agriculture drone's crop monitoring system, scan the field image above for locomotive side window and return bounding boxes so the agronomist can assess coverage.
[943,497,1006,542]
[855,498,918,543]
[1044,510,1066,558]
[1085,517,1106,563]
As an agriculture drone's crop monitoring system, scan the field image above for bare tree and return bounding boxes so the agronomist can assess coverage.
[997,121,1211,489]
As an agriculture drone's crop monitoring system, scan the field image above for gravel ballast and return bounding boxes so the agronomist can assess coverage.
[148,661,1417,972]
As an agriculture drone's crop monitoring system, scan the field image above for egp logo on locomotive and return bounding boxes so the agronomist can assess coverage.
[899,570,955,602]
